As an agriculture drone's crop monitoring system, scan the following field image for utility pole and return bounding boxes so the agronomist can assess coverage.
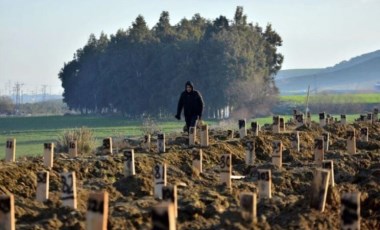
[41,85,48,101]
[13,82,24,113]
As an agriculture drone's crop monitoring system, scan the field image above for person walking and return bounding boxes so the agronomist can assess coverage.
[175,81,204,132]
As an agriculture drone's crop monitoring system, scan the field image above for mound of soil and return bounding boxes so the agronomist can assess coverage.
[1,121,380,229]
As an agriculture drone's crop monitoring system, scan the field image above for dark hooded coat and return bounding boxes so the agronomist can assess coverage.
[176,81,204,119]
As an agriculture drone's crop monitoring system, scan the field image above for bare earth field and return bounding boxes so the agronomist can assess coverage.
[0,120,380,229]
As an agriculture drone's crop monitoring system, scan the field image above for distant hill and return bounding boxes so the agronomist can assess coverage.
[276,50,380,94]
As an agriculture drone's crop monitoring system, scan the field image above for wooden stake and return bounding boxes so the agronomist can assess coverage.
[258,169,271,199]
[314,138,324,166]
[189,127,196,147]
[346,129,356,154]
[373,108,378,122]
[360,127,368,142]
[60,172,77,209]
[279,117,286,132]
[245,141,255,166]
[200,124,209,147]
[272,116,280,133]
[322,160,335,187]
[123,149,135,176]
[251,122,259,136]
[240,192,257,223]
[220,154,232,189]
[366,113,373,124]
[68,140,78,157]
[192,149,202,175]
[5,138,15,162]
[341,192,360,230]
[319,112,326,127]
[239,119,247,138]
[102,137,112,154]
[295,114,304,127]
[341,114,347,125]
[86,191,109,230]
[322,132,330,152]
[272,141,282,169]
[151,202,176,230]
[157,133,166,153]
[143,134,151,152]
[227,130,233,139]
[0,194,15,230]
[162,185,178,218]
[310,169,330,212]
[43,143,54,168]
[290,131,300,152]
[36,171,49,202]
[154,163,167,199]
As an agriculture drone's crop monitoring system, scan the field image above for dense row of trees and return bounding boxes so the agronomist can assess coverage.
[59,7,283,118]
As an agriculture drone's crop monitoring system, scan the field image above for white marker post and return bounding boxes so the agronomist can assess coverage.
[373,108,379,122]
[272,141,282,169]
[310,169,330,212]
[279,117,286,132]
[68,140,78,157]
[157,133,166,153]
[102,137,112,154]
[360,127,368,142]
[123,149,135,176]
[240,192,257,223]
[86,192,109,230]
[346,129,356,154]
[341,192,360,230]
[319,112,326,127]
[162,185,178,218]
[239,119,247,138]
[43,143,54,168]
[322,160,335,187]
[258,169,271,199]
[143,134,151,152]
[341,114,347,125]
[5,138,16,162]
[245,141,255,166]
[322,132,330,152]
[36,171,49,202]
[60,172,77,209]
[154,163,167,199]
[0,194,15,230]
[189,127,196,147]
[295,114,304,128]
[251,122,259,136]
[290,131,300,152]
[272,116,280,133]
[151,202,176,230]
[306,112,311,126]
[366,113,373,124]
[192,149,202,175]
[200,124,209,147]
[220,154,232,189]
[314,138,324,166]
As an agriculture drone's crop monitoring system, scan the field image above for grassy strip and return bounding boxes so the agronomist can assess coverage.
[280,93,380,104]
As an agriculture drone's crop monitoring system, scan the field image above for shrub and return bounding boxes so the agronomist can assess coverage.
[56,126,96,154]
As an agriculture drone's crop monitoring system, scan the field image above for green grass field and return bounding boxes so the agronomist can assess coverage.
[0,114,362,158]
[280,93,380,104]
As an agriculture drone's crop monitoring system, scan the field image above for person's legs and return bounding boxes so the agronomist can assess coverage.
[184,117,191,132]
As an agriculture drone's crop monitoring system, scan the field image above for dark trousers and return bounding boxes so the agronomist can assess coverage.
[185,115,198,132]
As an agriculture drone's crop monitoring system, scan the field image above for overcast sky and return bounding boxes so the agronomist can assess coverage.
[1,0,379,95]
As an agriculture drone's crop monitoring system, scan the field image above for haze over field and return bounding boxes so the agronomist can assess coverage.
[1,0,380,95]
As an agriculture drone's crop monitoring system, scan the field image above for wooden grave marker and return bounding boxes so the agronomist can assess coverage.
[341,114,347,125]
[102,137,112,154]
[322,160,335,187]
[60,172,77,209]
[68,140,78,157]
[154,163,167,199]
[272,116,280,133]
[157,133,166,153]
[162,185,178,218]
[123,149,135,176]
[86,191,109,230]
[220,153,232,189]
[359,114,366,122]
[239,119,247,138]
[192,149,202,175]
[346,129,356,154]
[240,192,257,223]
[322,132,330,152]
[341,192,360,230]
[306,111,311,126]
[258,169,271,199]
[290,131,300,152]
[310,168,330,212]
[366,113,373,124]
[272,141,282,169]
[151,202,176,230]
[373,108,379,122]
[251,121,259,136]
[36,171,49,202]
[245,141,255,166]
[189,127,196,146]
[314,138,324,166]
[43,143,54,168]
[360,127,368,142]
[143,134,151,151]
[279,117,286,132]
[200,124,209,147]
[295,114,304,127]
[0,194,15,230]
[5,138,15,162]
[319,112,326,127]
[292,109,298,121]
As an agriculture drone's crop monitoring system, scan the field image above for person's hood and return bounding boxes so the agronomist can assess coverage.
[185,81,194,91]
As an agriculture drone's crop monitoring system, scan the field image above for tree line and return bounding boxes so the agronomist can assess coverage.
[59,7,283,118]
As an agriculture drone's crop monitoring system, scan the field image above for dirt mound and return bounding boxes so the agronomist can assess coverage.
[1,121,380,229]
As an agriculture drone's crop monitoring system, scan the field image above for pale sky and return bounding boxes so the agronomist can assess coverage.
[1,0,380,95]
